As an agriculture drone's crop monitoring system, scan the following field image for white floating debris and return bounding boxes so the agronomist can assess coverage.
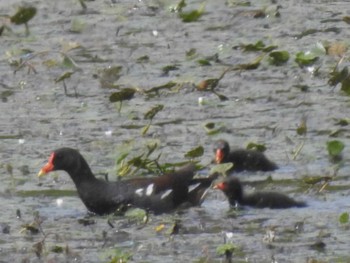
[56,198,63,207]
[105,130,113,136]
[152,30,158,37]
[198,97,205,105]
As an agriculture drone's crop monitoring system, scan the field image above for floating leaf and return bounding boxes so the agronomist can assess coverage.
[141,123,151,136]
[70,18,85,33]
[216,243,236,256]
[162,64,179,75]
[184,145,204,159]
[197,59,211,66]
[10,5,37,25]
[136,55,150,63]
[295,51,319,67]
[204,123,215,129]
[55,71,74,83]
[144,81,177,95]
[51,245,64,253]
[144,104,164,120]
[109,88,135,102]
[269,50,290,65]
[99,66,123,83]
[241,40,277,52]
[125,208,147,222]
[296,117,307,136]
[327,140,345,157]
[241,40,266,52]
[62,54,78,69]
[170,0,186,13]
[179,4,205,22]
[210,163,233,176]
[339,212,349,224]
[186,48,197,59]
[294,29,318,39]
[343,16,350,24]
[246,142,266,152]
[203,122,223,135]
[310,42,327,56]
[1,90,14,102]
[334,118,350,126]
[235,55,264,70]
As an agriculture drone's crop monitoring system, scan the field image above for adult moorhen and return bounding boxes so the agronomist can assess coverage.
[214,177,306,209]
[37,148,216,215]
[214,139,278,172]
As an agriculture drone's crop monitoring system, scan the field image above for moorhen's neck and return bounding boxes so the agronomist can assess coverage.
[65,154,97,187]
[217,178,244,206]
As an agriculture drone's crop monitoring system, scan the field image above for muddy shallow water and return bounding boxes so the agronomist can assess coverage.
[1,0,350,262]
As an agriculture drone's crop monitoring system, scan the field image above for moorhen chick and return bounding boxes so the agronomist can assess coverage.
[37,148,216,215]
[214,139,278,172]
[214,177,306,209]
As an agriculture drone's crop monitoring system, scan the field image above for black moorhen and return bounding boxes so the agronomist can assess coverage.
[214,177,306,209]
[214,139,278,172]
[38,148,216,215]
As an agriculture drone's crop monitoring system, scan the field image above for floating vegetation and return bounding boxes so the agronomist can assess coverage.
[268,50,290,65]
[178,3,205,22]
[203,122,225,135]
[327,140,345,163]
[235,54,264,70]
[216,243,236,262]
[240,40,277,52]
[142,104,164,135]
[339,212,349,225]
[161,64,179,76]
[105,248,132,263]
[109,88,136,112]
[184,145,204,159]
[295,51,319,67]
[144,81,178,96]
[296,116,308,136]
[170,0,186,13]
[246,142,267,152]
[10,5,37,36]
[210,163,234,176]
[55,71,76,97]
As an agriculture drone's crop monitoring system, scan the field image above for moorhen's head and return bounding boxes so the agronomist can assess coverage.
[214,140,230,164]
[38,148,84,177]
[213,177,243,204]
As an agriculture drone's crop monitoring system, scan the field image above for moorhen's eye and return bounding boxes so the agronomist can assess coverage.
[55,153,63,160]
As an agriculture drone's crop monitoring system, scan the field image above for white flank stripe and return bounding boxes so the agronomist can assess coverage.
[188,183,201,193]
[146,183,154,196]
[161,189,173,199]
[135,188,144,197]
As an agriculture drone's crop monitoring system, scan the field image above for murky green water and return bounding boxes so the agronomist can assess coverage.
[0,0,350,262]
